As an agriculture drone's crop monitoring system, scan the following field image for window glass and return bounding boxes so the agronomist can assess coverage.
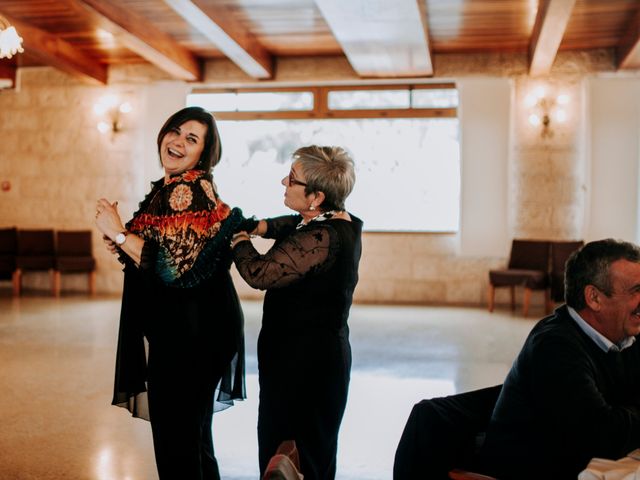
[213,118,460,232]
[187,91,314,112]
[328,90,410,110]
[411,88,459,108]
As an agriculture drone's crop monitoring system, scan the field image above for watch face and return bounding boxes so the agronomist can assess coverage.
[116,233,126,245]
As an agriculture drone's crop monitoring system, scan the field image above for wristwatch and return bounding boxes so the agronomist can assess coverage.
[115,231,128,246]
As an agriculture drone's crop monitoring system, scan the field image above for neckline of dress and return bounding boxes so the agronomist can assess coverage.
[296,210,340,230]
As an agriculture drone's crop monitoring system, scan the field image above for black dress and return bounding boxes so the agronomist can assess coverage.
[233,213,363,480]
[111,169,246,480]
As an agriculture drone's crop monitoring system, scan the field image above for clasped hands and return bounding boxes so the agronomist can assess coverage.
[230,216,260,249]
[95,198,125,254]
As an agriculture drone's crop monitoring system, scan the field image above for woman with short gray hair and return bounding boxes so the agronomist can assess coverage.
[231,145,362,480]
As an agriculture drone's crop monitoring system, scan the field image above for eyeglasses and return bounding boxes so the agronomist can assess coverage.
[287,171,307,187]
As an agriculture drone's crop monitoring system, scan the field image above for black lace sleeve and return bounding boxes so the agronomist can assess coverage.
[233,223,339,290]
[264,215,301,240]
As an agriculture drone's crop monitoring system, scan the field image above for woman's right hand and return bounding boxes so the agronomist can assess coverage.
[95,198,125,240]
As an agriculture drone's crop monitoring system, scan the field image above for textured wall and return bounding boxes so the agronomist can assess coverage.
[0,68,146,293]
[509,75,587,241]
[0,50,627,308]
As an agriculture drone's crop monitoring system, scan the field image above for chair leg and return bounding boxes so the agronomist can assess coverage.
[88,271,96,296]
[509,286,515,311]
[50,270,57,296]
[523,288,532,317]
[12,269,21,296]
[544,288,552,314]
[53,271,61,297]
[488,284,495,312]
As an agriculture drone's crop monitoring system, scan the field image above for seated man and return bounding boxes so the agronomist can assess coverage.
[479,238,640,479]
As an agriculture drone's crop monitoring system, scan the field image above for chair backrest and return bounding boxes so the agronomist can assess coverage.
[551,240,584,274]
[0,227,18,278]
[17,229,55,256]
[56,230,93,256]
[394,385,502,480]
[0,227,17,254]
[550,240,584,302]
[507,239,550,271]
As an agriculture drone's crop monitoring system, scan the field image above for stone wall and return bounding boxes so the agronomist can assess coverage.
[0,68,146,293]
[0,50,633,308]
[509,75,587,240]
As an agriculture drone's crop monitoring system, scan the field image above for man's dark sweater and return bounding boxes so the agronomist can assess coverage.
[479,305,640,479]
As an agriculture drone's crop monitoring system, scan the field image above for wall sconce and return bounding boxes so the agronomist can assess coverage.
[525,86,569,138]
[93,94,133,136]
[0,15,24,59]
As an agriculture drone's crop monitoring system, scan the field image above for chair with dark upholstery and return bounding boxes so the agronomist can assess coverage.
[263,440,303,480]
[393,385,502,480]
[550,240,584,303]
[488,239,551,317]
[14,229,56,296]
[0,227,18,292]
[54,230,96,296]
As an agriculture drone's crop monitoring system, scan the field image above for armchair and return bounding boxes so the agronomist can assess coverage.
[14,229,56,296]
[394,385,502,480]
[549,240,584,303]
[263,440,303,480]
[488,239,551,317]
[0,227,17,292]
[54,230,96,296]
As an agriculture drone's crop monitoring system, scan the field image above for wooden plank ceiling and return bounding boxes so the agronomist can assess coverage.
[0,0,638,85]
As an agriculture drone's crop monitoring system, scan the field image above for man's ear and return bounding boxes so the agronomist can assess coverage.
[584,285,601,311]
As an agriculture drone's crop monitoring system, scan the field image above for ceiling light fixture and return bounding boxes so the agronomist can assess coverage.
[0,15,24,59]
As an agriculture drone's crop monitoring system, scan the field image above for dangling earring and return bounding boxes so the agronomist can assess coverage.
[309,204,316,211]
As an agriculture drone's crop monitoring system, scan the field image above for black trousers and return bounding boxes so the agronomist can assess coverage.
[146,333,233,480]
[257,381,347,480]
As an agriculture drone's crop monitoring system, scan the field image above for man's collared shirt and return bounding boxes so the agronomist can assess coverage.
[567,306,635,352]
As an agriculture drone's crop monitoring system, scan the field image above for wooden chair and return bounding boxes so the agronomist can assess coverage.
[0,227,18,292]
[14,229,56,296]
[263,440,303,480]
[549,240,584,304]
[449,469,498,480]
[393,385,502,480]
[488,239,551,317]
[54,230,96,296]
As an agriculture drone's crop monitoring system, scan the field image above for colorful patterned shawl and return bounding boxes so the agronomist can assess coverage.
[123,169,243,287]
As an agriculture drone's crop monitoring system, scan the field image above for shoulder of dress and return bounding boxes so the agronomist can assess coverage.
[165,169,207,186]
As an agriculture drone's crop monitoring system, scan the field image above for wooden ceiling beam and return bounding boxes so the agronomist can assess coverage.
[528,0,577,76]
[72,0,201,81]
[163,0,273,79]
[0,14,107,85]
[314,0,433,78]
[617,7,640,70]
[416,0,434,76]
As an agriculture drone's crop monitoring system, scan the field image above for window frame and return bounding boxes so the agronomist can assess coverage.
[188,83,457,120]
[189,83,461,233]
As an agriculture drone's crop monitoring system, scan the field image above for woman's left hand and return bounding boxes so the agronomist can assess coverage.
[95,198,125,241]
[230,231,251,249]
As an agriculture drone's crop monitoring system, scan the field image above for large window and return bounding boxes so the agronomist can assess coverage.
[187,85,460,232]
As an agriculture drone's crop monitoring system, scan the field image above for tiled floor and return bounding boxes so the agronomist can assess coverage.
[0,292,543,479]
